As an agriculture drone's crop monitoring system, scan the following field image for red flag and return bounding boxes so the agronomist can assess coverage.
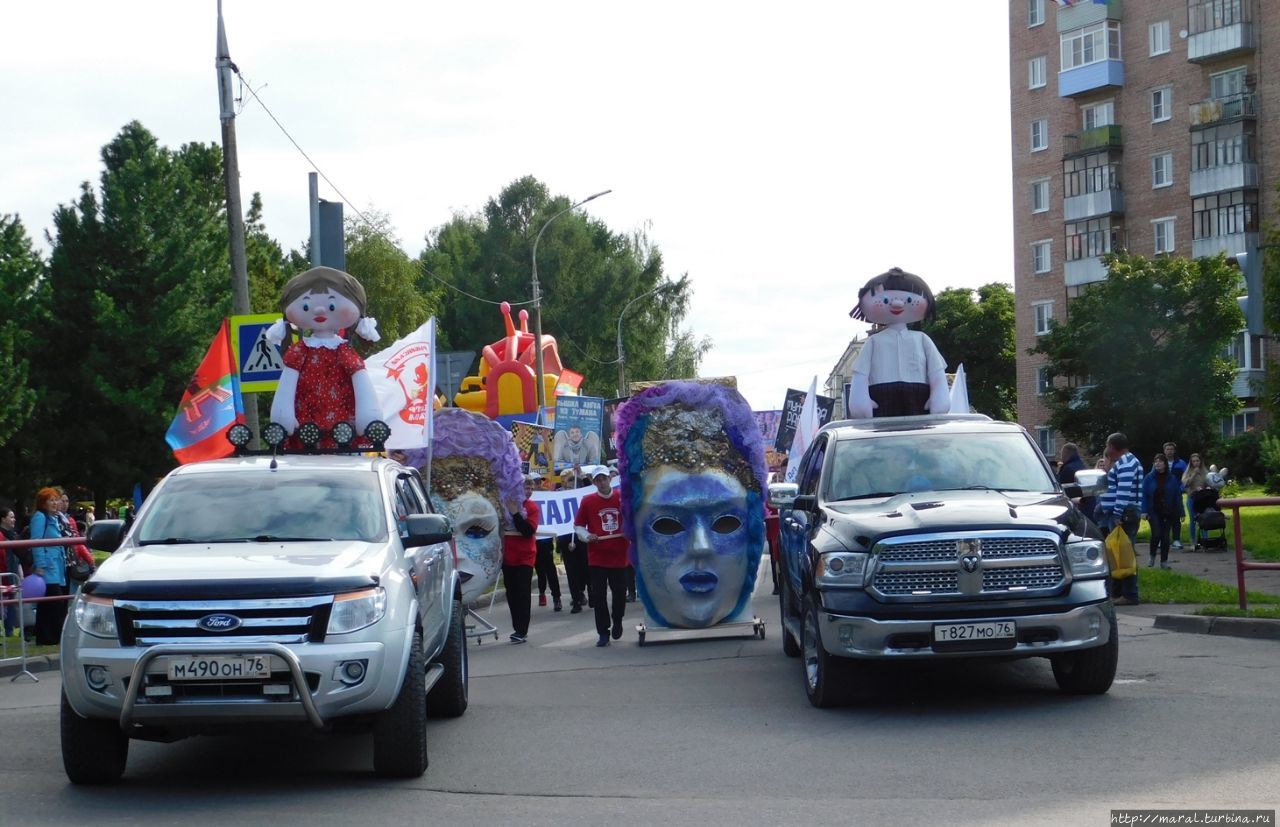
[165,319,244,464]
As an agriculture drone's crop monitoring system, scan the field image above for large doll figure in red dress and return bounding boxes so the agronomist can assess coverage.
[267,266,382,448]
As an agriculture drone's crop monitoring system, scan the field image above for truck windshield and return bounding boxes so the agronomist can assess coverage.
[135,471,388,545]
[825,432,1056,501]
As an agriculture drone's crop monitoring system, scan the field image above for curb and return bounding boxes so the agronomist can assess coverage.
[1154,613,1280,641]
[0,653,59,679]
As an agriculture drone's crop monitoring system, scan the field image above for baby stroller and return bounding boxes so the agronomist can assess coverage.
[1191,488,1228,551]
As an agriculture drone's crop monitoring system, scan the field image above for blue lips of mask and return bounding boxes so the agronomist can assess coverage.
[679,570,718,594]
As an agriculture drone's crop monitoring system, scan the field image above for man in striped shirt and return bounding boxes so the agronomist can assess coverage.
[1099,432,1143,605]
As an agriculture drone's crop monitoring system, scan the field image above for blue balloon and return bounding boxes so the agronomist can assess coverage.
[21,574,46,599]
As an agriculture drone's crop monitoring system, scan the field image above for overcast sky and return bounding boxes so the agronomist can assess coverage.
[1,0,1013,411]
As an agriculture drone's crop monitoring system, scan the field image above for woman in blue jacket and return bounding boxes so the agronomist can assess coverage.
[29,487,68,644]
[1141,454,1184,571]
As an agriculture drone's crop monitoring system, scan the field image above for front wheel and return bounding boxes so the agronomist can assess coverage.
[373,632,428,777]
[1050,612,1118,695]
[61,691,128,784]
[427,599,468,718]
[801,596,853,708]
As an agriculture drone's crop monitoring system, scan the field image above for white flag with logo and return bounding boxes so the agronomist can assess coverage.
[785,376,819,483]
[365,318,436,449]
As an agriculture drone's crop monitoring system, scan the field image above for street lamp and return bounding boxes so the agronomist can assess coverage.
[531,189,611,422]
[616,286,662,396]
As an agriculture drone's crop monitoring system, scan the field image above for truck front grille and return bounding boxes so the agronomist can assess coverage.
[870,531,1065,601]
[113,596,334,646]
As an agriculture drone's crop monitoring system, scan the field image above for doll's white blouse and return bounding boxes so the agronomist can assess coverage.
[851,328,946,385]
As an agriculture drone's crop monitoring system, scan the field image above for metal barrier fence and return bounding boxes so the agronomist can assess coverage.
[1,536,89,683]
[1211,497,1280,610]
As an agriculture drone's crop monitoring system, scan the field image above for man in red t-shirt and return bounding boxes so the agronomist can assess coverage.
[574,467,629,646]
[502,474,541,644]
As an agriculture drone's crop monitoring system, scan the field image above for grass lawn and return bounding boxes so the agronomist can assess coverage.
[1136,566,1280,605]
[0,642,58,659]
[1132,483,1280,563]
[1193,605,1280,619]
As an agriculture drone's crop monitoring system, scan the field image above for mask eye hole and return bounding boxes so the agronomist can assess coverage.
[464,525,491,539]
[712,515,742,534]
[302,303,310,312]
[651,517,683,536]
[329,303,336,312]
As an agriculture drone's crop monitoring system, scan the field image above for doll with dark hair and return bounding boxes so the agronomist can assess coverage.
[847,267,950,419]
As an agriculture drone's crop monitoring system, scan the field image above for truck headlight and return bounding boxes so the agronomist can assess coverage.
[327,587,387,634]
[816,552,868,587]
[74,595,118,639]
[1066,539,1108,579]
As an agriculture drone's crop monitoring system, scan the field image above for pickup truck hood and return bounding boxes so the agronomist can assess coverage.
[85,540,387,599]
[824,490,1077,542]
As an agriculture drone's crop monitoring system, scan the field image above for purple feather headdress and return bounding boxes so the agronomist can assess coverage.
[400,408,525,513]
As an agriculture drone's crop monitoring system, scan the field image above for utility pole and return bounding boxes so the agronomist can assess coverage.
[216,0,259,443]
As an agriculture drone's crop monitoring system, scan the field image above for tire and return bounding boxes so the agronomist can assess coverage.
[780,585,801,658]
[801,595,853,708]
[1050,611,1119,695]
[61,691,128,784]
[427,599,468,718]
[373,631,428,777]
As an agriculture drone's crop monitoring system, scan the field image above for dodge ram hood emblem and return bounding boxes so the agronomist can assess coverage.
[958,539,982,573]
[197,613,243,632]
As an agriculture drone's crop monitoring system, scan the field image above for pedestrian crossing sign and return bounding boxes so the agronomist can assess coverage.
[230,313,286,393]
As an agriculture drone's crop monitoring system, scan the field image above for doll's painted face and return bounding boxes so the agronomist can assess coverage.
[634,467,752,628]
[439,491,501,604]
[859,286,929,327]
[284,289,361,337]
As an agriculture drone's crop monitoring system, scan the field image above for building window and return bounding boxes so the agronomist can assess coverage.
[1211,66,1247,100]
[1032,179,1050,213]
[1222,408,1257,438]
[1192,0,1249,35]
[1063,152,1121,197]
[1066,217,1121,261]
[1061,22,1122,71]
[1193,190,1259,239]
[1192,121,1256,171]
[1153,218,1176,254]
[1033,240,1052,274]
[1152,153,1173,188]
[1082,100,1114,130]
[1151,87,1172,122]
[1031,119,1048,152]
[1029,56,1047,89]
[1037,426,1056,456]
[1149,20,1170,55]
[1033,301,1054,336]
[1029,0,1045,27]
[1225,331,1263,370]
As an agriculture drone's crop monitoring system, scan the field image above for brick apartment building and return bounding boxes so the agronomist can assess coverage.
[1009,0,1277,456]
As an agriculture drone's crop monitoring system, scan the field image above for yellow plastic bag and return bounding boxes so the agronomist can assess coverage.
[1105,525,1137,579]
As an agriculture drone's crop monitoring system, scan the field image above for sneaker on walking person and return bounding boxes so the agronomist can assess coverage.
[596,634,610,647]
[509,633,527,644]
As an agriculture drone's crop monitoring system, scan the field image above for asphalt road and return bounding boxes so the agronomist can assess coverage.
[1,574,1278,826]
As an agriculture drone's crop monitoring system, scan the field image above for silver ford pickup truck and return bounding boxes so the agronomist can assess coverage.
[62,454,467,782]
[774,414,1116,707]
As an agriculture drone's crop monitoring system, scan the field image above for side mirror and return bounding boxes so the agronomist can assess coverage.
[1070,469,1106,497]
[768,482,799,509]
[792,494,818,513]
[404,513,453,548]
[87,520,126,554]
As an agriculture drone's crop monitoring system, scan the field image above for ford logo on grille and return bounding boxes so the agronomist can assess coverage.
[197,613,243,632]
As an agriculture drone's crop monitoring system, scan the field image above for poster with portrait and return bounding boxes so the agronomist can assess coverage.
[774,388,836,453]
[510,419,554,476]
[600,396,628,462]
[552,395,604,469]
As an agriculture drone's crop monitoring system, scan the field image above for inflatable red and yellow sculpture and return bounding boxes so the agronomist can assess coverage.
[454,301,583,418]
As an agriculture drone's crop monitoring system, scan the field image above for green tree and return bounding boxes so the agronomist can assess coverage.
[32,122,231,508]
[419,176,707,398]
[246,192,288,314]
[920,282,1016,420]
[0,215,41,448]
[1031,251,1241,462]
[345,211,443,346]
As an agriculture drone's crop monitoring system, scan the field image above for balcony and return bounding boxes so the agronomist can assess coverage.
[1190,162,1259,198]
[1232,369,1263,399]
[1192,231,1257,260]
[1064,124,1122,156]
[1055,0,1123,31]
[1064,256,1108,287]
[1064,188,1124,221]
[1059,59,1124,98]
[1187,0,1256,62]
[1189,93,1257,127]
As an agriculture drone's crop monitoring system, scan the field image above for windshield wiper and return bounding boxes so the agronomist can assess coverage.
[830,492,899,501]
[239,535,332,543]
[138,537,203,546]
[934,486,1039,493]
